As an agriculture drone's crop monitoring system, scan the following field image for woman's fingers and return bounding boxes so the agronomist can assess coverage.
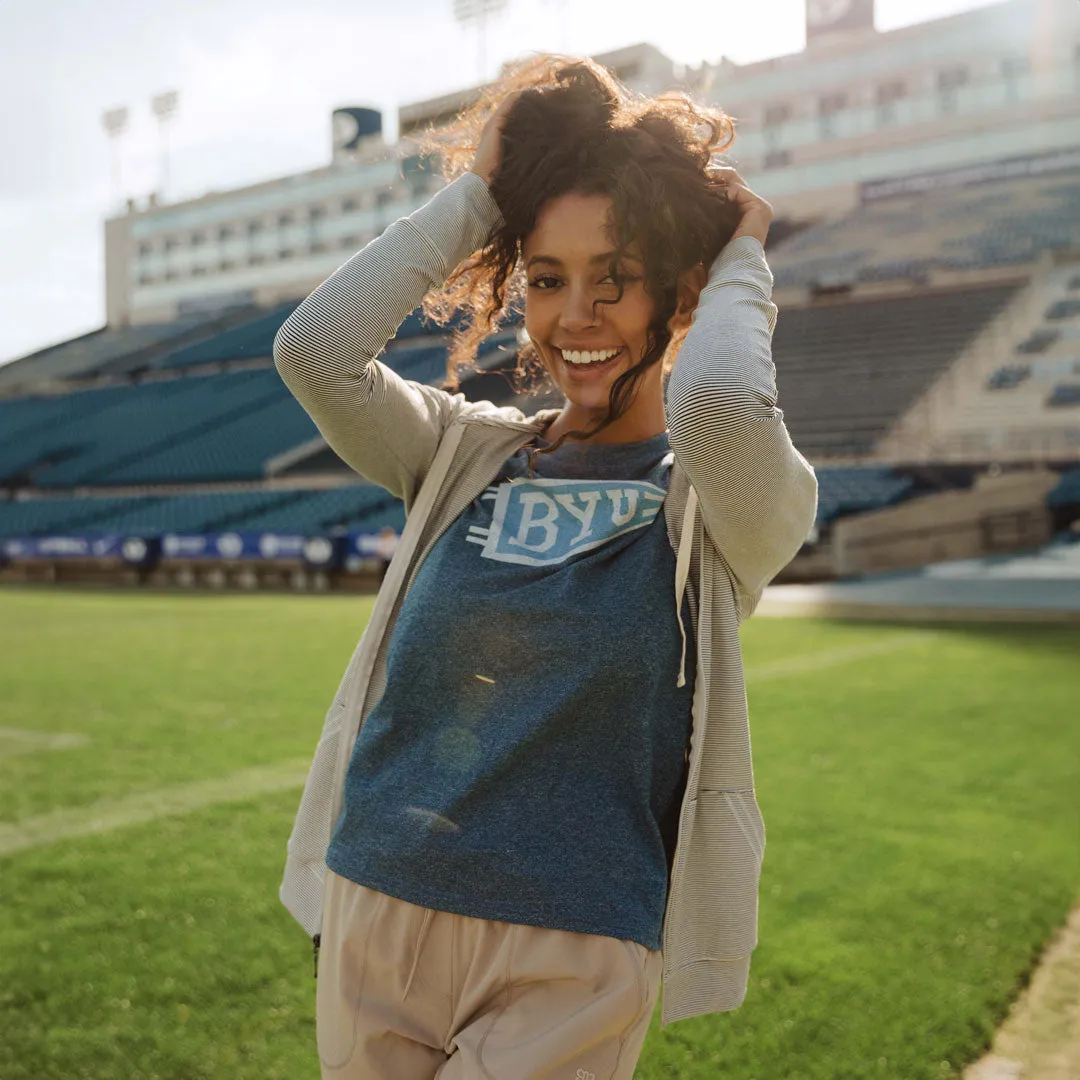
[709,164,773,246]
[469,89,527,185]
[708,164,747,186]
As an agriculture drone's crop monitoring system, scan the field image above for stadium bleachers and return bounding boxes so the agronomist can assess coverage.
[1,463,914,539]
[0,379,199,483]
[770,175,1080,289]
[4,369,287,487]
[814,466,915,525]
[1,162,1076,572]
[152,301,301,371]
[1047,467,1080,508]
[0,311,245,391]
[880,260,1080,461]
[0,485,405,539]
[0,320,511,488]
[0,495,169,537]
[1015,328,1060,354]
[1046,298,1080,321]
[986,364,1031,390]
[770,282,1020,457]
[98,394,320,485]
[1046,384,1080,408]
[223,485,399,532]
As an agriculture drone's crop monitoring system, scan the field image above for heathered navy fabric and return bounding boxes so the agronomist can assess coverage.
[325,428,696,950]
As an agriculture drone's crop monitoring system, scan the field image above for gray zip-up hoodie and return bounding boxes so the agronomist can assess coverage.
[272,169,817,1029]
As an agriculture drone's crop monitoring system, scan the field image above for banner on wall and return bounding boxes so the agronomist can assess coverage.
[0,529,401,567]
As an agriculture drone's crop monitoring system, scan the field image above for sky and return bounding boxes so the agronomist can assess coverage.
[0,0,994,369]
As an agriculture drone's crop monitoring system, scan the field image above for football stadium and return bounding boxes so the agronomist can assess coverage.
[2,0,1079,1077]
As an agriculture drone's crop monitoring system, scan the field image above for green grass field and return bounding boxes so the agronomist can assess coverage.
[1,587,1077,1080]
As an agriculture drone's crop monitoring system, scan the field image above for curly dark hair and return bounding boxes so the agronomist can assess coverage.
[403,52,743,455]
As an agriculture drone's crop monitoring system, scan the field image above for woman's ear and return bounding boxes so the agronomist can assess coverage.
[667,263,707,336]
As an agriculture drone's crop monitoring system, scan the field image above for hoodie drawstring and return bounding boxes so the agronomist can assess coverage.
[674,485,698,689]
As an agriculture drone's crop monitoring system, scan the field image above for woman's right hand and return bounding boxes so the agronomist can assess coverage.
[467,90,526,186]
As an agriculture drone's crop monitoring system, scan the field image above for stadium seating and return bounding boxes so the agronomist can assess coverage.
[986,364,1032,390]
[0,379,202,484]
[770,282,1020,457]
[386,343,450,386]
[1046,384,1080,408]
[1047,467,1080,508]
[388,304,522,344]
[892,259,1080,462]
[0,311,239,390]
[0,319,528,490]
[1015,328,1060,354]
[813,466,915,525]
[0,495,168,537]
[0,167,1071,557]
[222,484,397,532]
[770,175,1080,289]
[152,301,301,370]
[0,484,407,539]
[1045,298,1080,321]
[15,369,286,488]
[1,463,916,539]
[99,394,319,484]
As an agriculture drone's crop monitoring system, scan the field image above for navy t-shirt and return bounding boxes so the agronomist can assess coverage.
[326,429,696,950]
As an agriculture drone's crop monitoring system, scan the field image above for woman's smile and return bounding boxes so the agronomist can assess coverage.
[555,345,626,380]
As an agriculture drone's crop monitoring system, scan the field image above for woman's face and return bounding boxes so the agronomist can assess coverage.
[522,192,662,420]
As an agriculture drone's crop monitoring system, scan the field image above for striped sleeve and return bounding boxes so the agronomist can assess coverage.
[272,171,504,504]
[665,235,818,614]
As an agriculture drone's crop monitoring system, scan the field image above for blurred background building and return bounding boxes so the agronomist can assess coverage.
[1,0,1078,599]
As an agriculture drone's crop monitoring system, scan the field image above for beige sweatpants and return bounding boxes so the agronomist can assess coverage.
[316,868,664,1079]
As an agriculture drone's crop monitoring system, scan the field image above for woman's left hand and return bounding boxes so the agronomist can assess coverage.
[709,165,774,246]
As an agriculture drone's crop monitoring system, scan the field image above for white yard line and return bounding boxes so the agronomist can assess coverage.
[964,901,1080,1080]
[0,728,90,757]
[0,758,310,857]
[745,632,936,682]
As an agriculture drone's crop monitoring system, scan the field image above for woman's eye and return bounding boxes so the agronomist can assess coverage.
[527,274,638,290]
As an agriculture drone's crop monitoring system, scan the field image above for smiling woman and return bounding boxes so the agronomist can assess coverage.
[272,47,816,1080]
[520,191,667,442]
[404,54,744,452]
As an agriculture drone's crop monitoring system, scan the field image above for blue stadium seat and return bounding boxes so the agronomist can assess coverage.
[813,466,915,524]
[769,176,1080,288]
[1046,468,1080,508]
[29,369,286,487]
[987,364,1032,390]
[154,301,301,370]
[1045,384,1080,408]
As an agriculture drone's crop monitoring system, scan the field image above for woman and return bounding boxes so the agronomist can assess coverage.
[273,55,817,1080]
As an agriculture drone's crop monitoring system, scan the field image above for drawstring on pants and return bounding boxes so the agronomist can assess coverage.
[402,908,435,1002]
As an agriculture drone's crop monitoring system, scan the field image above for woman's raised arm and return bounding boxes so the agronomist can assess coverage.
[665,231,818,616]
[272,171,503,506]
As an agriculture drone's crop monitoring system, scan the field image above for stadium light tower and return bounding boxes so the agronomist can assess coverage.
[151,90,180,203]
[454,0,508,82]
[101,106,130,208]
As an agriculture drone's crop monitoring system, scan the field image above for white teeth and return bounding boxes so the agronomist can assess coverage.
[559,348,622,365]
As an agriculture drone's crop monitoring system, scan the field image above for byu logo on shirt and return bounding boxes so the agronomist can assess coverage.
[466,478,665,566]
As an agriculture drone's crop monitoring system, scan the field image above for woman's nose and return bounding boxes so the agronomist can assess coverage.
[558,288,601,331]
